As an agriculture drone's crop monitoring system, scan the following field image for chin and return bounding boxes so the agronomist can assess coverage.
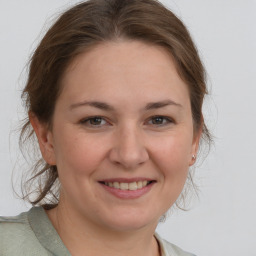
[100,209,160,232]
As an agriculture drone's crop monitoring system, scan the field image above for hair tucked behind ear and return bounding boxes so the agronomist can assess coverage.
[20,0,212,209]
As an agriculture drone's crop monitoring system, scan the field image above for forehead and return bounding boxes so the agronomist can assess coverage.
[59,40,190,108]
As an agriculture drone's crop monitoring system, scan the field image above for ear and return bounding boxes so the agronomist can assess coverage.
[29,112,56,165]
[189,125,203,166]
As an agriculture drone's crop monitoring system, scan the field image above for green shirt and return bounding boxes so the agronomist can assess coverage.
[0,207,195,256]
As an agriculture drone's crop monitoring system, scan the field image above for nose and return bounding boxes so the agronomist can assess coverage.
[109,125,149,169]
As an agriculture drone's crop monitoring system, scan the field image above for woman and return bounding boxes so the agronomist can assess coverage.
[0,0,211,255]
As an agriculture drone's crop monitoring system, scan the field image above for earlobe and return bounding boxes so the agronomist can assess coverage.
[29,112,56,165]
[189,126,202,166]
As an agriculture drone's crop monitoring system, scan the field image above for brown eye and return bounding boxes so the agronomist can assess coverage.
[152,116,165,124]
[147,116,173,126]
[89,117,104,125]
[81,116,107,127]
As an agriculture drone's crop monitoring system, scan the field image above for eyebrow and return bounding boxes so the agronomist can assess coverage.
[69,99,182,111]
[70,101,114,111]
[145,100,182,110]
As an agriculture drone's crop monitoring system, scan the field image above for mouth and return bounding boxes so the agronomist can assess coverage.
[98,179,156,199]
[98,180,156,191]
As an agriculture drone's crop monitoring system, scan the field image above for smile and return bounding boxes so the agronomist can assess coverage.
[101,181,153,191]
[98,179,156,199]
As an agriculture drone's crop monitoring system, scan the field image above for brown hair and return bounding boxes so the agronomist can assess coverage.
[20,0,211,209]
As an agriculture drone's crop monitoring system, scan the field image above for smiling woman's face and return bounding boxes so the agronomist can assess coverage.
[36,40,200,231]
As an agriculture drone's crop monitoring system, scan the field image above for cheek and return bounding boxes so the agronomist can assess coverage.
[53,129,108,177]
[52,131,110,204]
[148,132,193,179]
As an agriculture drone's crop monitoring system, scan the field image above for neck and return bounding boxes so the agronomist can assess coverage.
[46,202,160,256]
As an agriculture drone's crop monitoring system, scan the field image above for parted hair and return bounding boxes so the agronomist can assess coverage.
[20,0,211,209]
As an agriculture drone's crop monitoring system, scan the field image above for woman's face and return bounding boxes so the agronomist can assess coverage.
[39,41,200,231]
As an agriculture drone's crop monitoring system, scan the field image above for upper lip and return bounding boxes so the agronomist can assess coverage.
[98,177,155,183]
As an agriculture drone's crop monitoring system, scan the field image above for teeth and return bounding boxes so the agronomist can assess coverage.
[137,181,142,189]
[120,183,129,190]
[113,182,120,189]
[104,181,152,190]
[128,182,137,191]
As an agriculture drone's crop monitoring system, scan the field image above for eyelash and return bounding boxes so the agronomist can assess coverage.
[146,116,174,126]
[80,115,174,128]
[80,116,108,128]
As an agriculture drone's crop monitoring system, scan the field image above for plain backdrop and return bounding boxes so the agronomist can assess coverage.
[0,1,256,255]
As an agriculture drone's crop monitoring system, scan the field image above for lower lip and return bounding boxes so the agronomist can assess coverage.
[99,182,155,199]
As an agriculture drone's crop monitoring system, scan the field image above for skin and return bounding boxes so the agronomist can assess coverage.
[31,40,201,256]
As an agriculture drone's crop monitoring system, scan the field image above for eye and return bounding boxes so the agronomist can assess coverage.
[80,116,108,127]
[146,116,173,126]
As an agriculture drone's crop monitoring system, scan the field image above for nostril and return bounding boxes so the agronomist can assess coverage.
[108,140,149,169]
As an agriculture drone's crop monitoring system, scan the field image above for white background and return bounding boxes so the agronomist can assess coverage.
[0,1,256,255]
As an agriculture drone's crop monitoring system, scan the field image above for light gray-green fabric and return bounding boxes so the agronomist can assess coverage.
[0,207,70,256]
[0,207,195,256]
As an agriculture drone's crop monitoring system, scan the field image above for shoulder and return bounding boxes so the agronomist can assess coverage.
[0,208,48,256]
[155,233,196,256]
